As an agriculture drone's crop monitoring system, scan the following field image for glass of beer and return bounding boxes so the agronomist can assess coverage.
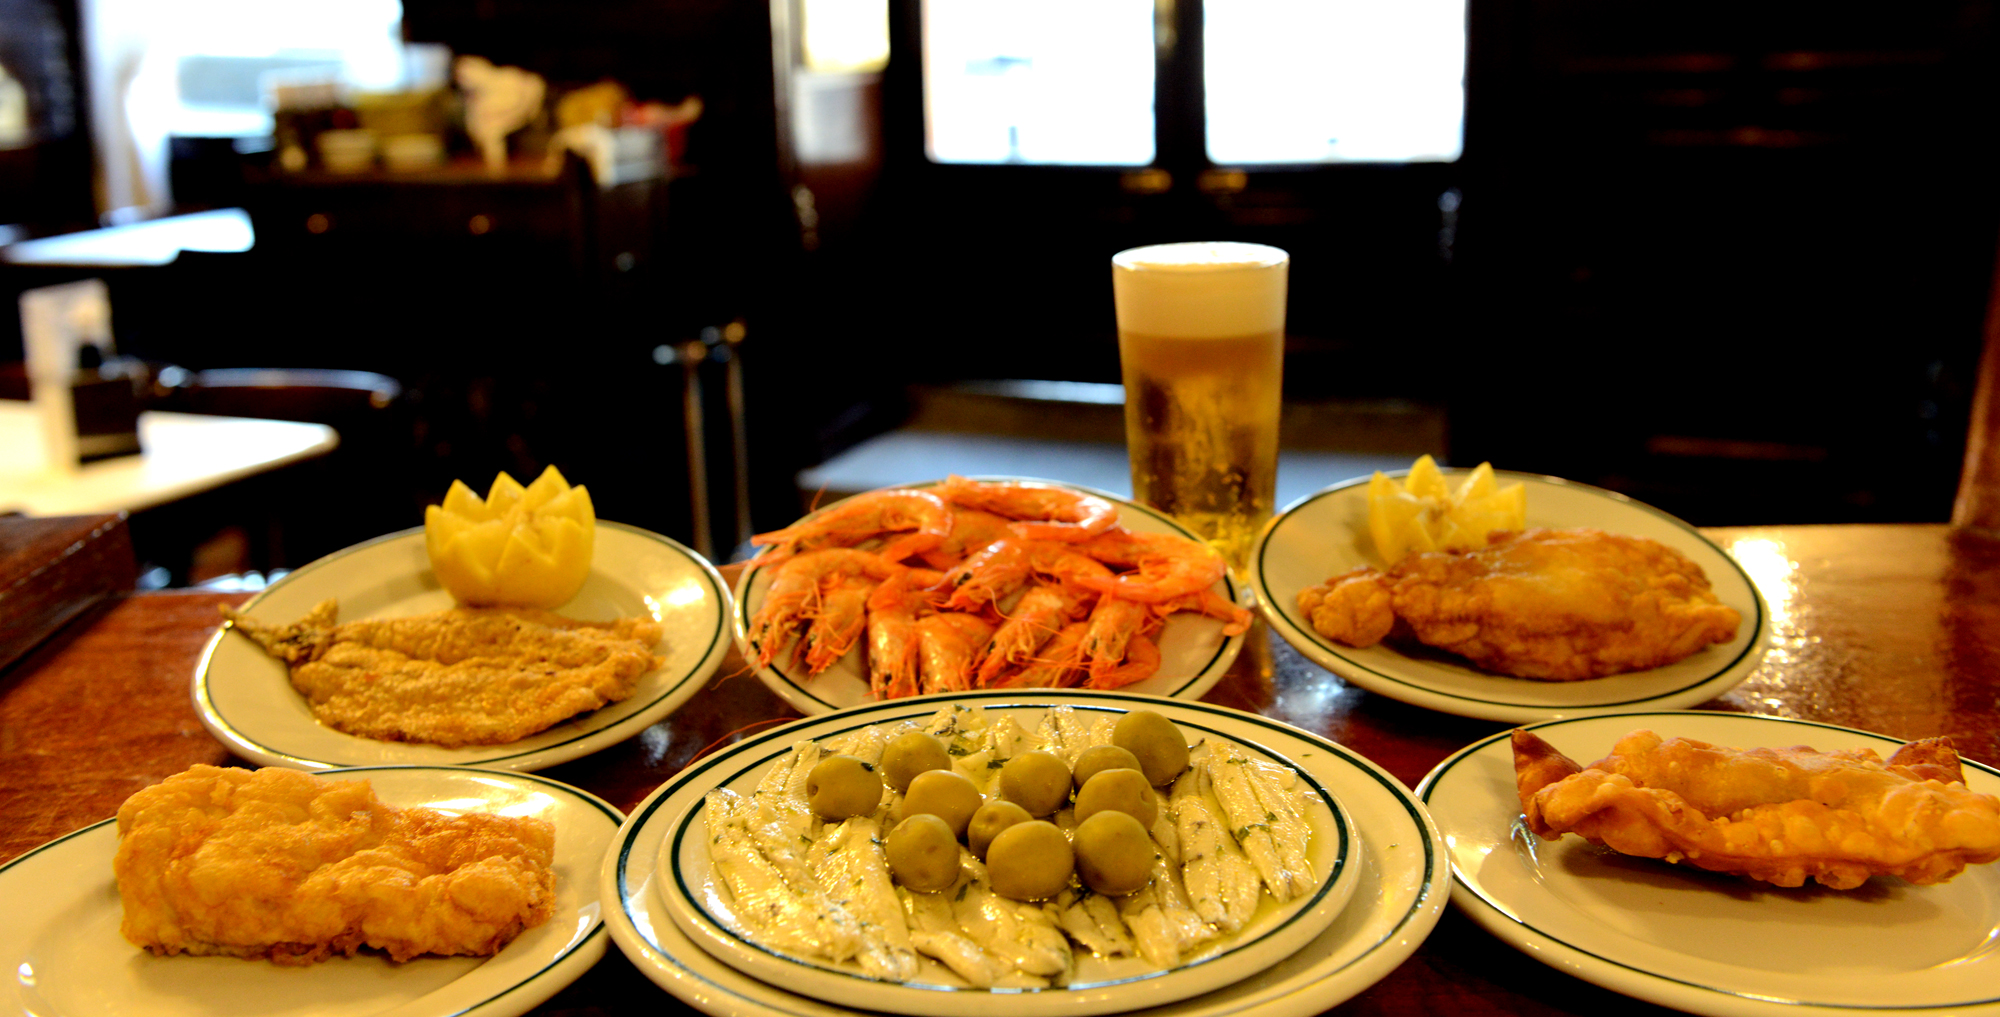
[1112,241,1288,568]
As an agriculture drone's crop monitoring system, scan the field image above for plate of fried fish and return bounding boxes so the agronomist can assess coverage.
[735,477,1253,717]
[195,519,732,771]
[603,690,1450,1017]
[1,764,622,1017]
[1251,469,1770,722]
[1418,711,2000,1017]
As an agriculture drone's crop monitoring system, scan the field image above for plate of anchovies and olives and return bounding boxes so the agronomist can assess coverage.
[602,690,1451,1017]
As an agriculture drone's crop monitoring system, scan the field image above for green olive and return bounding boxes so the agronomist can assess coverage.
[1074,809,1155,896]
[881,731,951,792]
[901,768,982,837]
[967,799,1033,859]
[985,820,1074,901]
[1071,744,1144,793]
[998,751,1071,817]
[886,814,961,892]
[806,754,883,820]
[1112,710,1190,786]
[1073,768,1158,828]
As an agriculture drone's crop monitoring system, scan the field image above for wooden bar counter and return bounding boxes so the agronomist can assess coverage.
[2,523,1993,1016]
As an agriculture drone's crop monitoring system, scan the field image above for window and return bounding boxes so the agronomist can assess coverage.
[919,0,1465,167]
[921,0,1156,165]
[85,0,408,214]
[1204,0,1464,164]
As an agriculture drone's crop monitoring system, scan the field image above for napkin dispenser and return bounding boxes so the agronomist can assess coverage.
[19,279,142,468]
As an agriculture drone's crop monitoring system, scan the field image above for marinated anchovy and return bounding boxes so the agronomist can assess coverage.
[1242,757,1317,898]
[824,724,890,768]
[1150,814,1181,867]
[1172,759,1261,932]
[1054,888,1135,958]
[1036,706,1097,765]
[810,816,919,982]
[748,742,823,892]
[704,789,863,961]
[923,704,969,741]
[956,856,1073,981]
[901,879,1026,989]
[951,714,1036,794]
[1204,739,1311,902]
[1116,854,1215,967]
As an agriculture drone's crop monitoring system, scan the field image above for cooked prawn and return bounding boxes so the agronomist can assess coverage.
[942,539,1114,612]
[865,568,943,698]
[935,475,1118,543]
[1151,588,1253,636]
[915,508,1015,570]
[977,582,1096,685]
[800,572,878,674]
[747,549,901,668]
[752,489,954,566]
[916,612,994,693]
[1086,634,1160,690]
[1075,530,1226,604]
[1080,595,1161,680]
[989,621,1090,689]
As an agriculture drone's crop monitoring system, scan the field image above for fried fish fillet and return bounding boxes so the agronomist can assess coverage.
[115,765,556,964]
[224,598,663,746]
[1298,528,1741,680]
[1512,728,2000,889]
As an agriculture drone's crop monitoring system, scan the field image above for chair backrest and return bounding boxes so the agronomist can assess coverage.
[164,367,401,423]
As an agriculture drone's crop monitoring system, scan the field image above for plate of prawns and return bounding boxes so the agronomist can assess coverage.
[734,477,1254,716]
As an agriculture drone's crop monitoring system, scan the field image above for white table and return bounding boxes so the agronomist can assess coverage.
[0,209,254,268]
[0,402,337,515]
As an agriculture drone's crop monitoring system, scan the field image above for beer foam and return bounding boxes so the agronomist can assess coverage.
[1112,242,1289,339]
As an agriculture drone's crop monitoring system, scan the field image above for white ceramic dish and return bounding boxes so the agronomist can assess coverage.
[1250,470,1769,723]
[663,696,1358,1015]
[604,689,1450,1017]
[1417,711,2000,1017]
[0,765,622,1017]
[195,521,732,771]
[734,479,1249,716]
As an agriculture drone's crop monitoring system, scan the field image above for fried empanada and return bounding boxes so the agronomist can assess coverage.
[1512,728,2000,889]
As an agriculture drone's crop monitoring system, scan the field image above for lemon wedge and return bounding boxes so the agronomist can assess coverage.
[1365,456,1525,565]
[425,466,595,607]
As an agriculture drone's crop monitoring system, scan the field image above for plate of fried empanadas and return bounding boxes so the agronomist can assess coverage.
[1418,712,2000,1017]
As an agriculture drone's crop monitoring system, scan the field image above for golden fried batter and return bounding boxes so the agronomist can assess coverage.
[1298,528,1741,680]
[1512,728,2000,889]
[225,598,663,746]
[115,765,555,964]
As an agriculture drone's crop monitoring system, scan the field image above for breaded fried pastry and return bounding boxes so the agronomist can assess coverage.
[115,765,555,964]
[1512,729,2000,889]
[1300,528,1741,680]
[224,598,663,746]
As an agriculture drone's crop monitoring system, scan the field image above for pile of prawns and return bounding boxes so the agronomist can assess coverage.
[745,476,1251,698]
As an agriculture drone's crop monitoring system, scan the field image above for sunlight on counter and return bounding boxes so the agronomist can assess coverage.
[1720,535,1809,712]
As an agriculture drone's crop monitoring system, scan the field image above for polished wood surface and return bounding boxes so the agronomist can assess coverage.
[0,512,134,671]
[2,522,1994,1016]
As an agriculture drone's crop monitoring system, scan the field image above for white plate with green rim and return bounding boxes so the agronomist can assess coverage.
[1417,711,2000,1017]
[735,479,1251,716]
[1250,470,1769,723]
[195,521,732,771]
[0,765,622,1017]
[603,689,1449,1017]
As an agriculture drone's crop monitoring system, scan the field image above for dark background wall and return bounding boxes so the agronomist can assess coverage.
[5,0,1998,568]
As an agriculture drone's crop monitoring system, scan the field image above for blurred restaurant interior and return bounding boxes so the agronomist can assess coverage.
[2,0,1998,585]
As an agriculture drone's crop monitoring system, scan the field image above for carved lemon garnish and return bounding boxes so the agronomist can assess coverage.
[1366,455,1526,565]
[425,466,595,607]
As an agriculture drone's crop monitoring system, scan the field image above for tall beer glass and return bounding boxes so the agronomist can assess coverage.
[1112,242,1288,568]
